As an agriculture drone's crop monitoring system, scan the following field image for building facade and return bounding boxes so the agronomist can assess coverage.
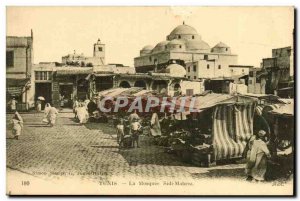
[134,23,238,75]
[262,46,294,95]
[247,68,267,94]
[6,31,34,110]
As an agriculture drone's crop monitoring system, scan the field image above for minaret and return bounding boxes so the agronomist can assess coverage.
[93,38,105,65]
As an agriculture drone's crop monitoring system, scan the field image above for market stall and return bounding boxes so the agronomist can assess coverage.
[161,92,258,166]
[264,102,294,180]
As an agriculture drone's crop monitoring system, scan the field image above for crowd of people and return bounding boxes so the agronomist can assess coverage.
[8,96,281,183]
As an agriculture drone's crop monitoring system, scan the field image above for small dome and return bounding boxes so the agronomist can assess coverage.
[141,45,154,51]
[168,39,185,45]
[186,39,210,51]
[213,42,229,48]
[165,64,186,77]
[211,42,231,54]
[152,41,169,53]
[170,24,198,36]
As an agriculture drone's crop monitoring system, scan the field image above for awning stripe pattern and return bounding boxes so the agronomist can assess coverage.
[213,103,255,160]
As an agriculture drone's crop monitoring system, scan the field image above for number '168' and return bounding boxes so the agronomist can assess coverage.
[22,181,30,186]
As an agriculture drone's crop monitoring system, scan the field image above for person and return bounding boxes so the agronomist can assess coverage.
[150,112,162,137]
[244,134,257,181]
[131,119,142,148]
[73,98,79,119]
[11,111,23,140]
[84,98,90,109]
[128,110,140,124]
[36,100,42,112]
[76,103,89,124]
[60,94,65,107]
[45,105,59,127]
[10,97,17,112]
[42,103,51,123]
[116,117,125,146]
[87,99,97,115]
[246,130,271,182]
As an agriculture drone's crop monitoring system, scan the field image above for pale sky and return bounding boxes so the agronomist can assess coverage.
[6,6,294,67]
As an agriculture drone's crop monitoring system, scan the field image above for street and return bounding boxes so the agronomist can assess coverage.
[6,112,293,195]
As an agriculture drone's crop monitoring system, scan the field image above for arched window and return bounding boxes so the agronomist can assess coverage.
[179,45,182,49]
[119,81,131,88]
[192,35,194,39]
[134,80,147,89]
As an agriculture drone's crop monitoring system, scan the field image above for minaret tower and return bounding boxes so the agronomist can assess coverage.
[93,38,105,64]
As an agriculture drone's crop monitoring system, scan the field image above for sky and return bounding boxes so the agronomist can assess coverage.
[6,6,294,67]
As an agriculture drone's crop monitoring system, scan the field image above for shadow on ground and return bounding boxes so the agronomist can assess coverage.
[191,167,245,179]
[114,135,194,167]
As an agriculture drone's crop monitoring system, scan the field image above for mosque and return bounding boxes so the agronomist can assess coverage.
[134,22,251,80]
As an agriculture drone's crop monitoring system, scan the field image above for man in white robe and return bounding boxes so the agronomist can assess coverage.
[246,130,271,181]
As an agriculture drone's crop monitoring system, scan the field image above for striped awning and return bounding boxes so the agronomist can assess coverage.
[213,103,256,160]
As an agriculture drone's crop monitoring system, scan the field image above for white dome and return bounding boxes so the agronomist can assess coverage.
[152,41,169,53]
[140,45,154,56]
[168,39,185,45]
[186,39,210,51]
[170,24,198,36]
[167,23,201,40]
[142,45,154,51]
[211,42,231,54]
[165,64,186,77]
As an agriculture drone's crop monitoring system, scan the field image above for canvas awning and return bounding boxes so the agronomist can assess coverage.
[98,87,156,98]
[6,78,30,96]
[174,92,257,112]
[244,93,285,104]
[268,103,294,117]
[213,103,256,160]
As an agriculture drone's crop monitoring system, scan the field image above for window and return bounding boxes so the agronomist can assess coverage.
[207,64,210,69]
[35,71,52,81]
[178,35,181,39]
[149,57,152,62]
[218,65,221,69]
[179,45,182,49]
[187,76,190,79]
[231,69,234,72]
[188,66,190,72]
[225,48,228,51]
[186,89,194,96]
[204,55,208,60]
[249,80,253,85]
[242,69,245,73]
[6,51,14,67]
[192,35,194,39]
[194,76,197,79]
[249,71,254,77]
[193,65,197,72]
[98,47,103,51]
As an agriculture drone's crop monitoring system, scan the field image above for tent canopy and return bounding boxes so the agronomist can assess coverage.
[175,92,257,112]
[268,103,294,116]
